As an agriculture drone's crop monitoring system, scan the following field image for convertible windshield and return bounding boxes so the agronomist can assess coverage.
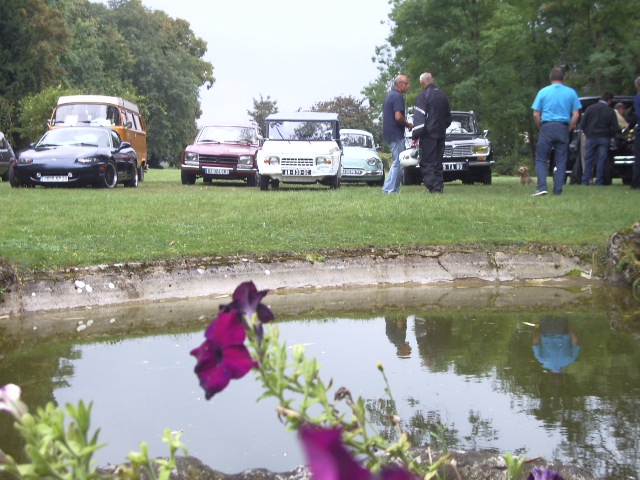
[38,128,111,148]
[197,125,259,145]
[447,114,478,134]
[267,121,336,141]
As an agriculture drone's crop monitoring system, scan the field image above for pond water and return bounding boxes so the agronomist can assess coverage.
[1,284,639,479]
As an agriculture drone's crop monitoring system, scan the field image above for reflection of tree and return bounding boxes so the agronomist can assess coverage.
[414,316,452,370]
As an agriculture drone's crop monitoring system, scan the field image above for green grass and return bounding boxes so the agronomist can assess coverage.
[0,170,638,273]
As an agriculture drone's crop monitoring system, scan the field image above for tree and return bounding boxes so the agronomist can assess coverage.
[247,94,279,136]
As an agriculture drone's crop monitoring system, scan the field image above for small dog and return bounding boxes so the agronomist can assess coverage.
[518,166,533,185]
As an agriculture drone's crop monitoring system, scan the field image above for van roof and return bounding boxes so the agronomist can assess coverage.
[266,112,339,122]
[57,95,140,113]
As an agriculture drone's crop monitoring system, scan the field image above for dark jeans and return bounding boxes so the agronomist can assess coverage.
[535,122,569,194]
[419,136,445,192]
[633,132,640,189]
[582,136,609,185]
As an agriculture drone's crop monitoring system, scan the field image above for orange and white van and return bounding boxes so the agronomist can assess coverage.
[50,95,147,179]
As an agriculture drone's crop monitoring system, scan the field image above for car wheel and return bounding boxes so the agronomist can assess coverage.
[476,168,492,185]
[272,178,280,189]
[8,164,21,188]
[622,176,631,186]
[259,175,270,190]
[124,163,139,187]
[101,161,118,188]
[137,165,144,182]
[246,174,257,187]
[181,170,196,185]
[328,175,340,189]
[368,172,385,187]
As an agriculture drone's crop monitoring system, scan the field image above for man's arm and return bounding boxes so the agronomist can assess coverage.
[569,109,580,131]
[533,110,542,129]
[395,111,412,130]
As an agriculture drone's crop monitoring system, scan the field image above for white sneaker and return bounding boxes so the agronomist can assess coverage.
[531,190,547,196]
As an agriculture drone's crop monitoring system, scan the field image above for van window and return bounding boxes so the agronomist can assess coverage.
[53,104,121,127]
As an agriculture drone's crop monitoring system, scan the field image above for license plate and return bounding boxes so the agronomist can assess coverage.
[204,168,230,175]
[342,169,362,175]
[282,168,312,176]
[443,162,466,171]
[41,176,69,182]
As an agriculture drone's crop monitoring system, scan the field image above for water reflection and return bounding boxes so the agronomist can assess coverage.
[0,285,639,480]
[532,316,580,374]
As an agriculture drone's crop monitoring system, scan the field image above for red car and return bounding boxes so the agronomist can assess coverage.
[181,123,262,186]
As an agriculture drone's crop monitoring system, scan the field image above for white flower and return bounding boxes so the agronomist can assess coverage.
[0,384,28,421]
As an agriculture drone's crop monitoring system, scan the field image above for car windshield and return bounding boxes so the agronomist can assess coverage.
[197,126,258,145]
[447,114,478,134]
[267,120,336,141]
[341,133,373,148]
[53,104,120,127]
[38,129,111,148]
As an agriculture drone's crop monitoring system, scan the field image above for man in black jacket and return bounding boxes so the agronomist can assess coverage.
[411,73,451,193]
[579,91,619,185]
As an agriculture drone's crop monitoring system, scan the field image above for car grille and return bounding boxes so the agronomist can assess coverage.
[199,155,238,166]
[444,145,474,158]
[281,157,314,167]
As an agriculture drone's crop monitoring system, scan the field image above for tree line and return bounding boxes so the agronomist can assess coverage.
[2,0,639,171]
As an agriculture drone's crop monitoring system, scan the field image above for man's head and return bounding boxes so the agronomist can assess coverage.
[635,76,640,92]
[419,72,434,88]
[549,67,566,83]
[615,103,626,114]
[394,75,410,94]
[601,91,614,104]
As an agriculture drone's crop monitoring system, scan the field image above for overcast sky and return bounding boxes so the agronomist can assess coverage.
[137,0,392,126]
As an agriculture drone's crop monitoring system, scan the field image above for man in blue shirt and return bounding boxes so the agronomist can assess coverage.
[632,76,640,190]
[531,67,582,195]
[381,75,413,194]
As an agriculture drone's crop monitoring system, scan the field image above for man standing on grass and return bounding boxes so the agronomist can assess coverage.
[531,67,581,196]
[381,75,413,194]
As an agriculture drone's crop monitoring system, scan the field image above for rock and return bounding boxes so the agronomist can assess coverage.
[605,220,640,289]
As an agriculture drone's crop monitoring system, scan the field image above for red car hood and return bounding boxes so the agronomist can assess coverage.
[185,142,259,155]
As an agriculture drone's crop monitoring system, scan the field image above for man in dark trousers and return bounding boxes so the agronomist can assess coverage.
[411,72,451,193]
[579,91,619,186]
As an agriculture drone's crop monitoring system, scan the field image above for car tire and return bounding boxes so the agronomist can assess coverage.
[259,175,270,190]
[368,171,385,187]
[328,175,340,189]
[8,164,21,188]
[181,171,196,185]
[246,174,257,187]
[101,161,118,188]
[124,163,139,187]
[138,165,144,182]
[477,168,492,185]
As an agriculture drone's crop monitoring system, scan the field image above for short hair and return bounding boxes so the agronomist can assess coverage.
[614,103,626,110]
[420,73,433,85]
[550,67,565,82]
[601,91,613,102]
[635,76,640,89]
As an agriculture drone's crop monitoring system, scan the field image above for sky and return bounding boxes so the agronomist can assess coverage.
[136,0,393,126]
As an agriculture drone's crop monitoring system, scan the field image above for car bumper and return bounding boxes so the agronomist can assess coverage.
[13,164,108,186]
[181,164,257,179]
[341,168,384,182]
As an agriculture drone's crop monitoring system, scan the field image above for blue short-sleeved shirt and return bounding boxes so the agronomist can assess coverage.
[383,88,406,142]
[531,83,582,123]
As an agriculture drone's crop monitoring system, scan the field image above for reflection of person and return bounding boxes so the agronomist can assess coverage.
[414,316,452,369]
[381,75,413,194]
[632,76,640,190]
[411,72,451,194]
[531,67,581,196]
[579,91,619,186]
[532,316,580,374]
[384,317,412,358]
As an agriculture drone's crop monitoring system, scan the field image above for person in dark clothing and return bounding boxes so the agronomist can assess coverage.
[411,73,451,193]
[632,76,640,190]
[579,91,619,186]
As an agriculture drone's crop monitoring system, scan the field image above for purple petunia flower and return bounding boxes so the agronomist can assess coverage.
[190,310,258,400]
[526,467,565,480]
[222,281,274,340]
[0,384,28,422]
[300,425,372,480]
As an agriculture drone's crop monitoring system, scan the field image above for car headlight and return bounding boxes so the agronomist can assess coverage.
[77,156,100,164]
[473,145,490,155]
[367,157,380,166]
[17,157,33,164]
[316,156,332,165]
[264,156,280,165]
[238,155,254,166]
[184,152,199,165]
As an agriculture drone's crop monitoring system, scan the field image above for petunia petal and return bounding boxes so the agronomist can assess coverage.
[0,384,28,420]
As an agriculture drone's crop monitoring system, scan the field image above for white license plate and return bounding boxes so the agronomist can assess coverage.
[204,168,230,175]
[443,162,466,171]
[342,169,361,175]
[282,168,312,176]
[41,176,69,182]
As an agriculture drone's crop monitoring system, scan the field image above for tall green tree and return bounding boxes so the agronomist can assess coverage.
[311,96,379,143]
[247,94,279,136]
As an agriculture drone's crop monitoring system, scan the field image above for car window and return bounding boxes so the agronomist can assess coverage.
[110,130,121,148]
[341,133,373,148]
[198,126,259,144]
[267,120,336,140]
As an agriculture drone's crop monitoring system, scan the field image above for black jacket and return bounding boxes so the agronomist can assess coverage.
[579,101,619,138]
[411,85,451,140]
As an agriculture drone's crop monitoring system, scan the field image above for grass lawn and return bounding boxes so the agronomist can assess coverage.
[0,169,638,273]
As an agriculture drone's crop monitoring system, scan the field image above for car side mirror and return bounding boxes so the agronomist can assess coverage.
[483,129,491,137]
[119,141,132,150]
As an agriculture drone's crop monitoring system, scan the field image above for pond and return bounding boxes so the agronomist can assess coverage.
[1,284,639,479]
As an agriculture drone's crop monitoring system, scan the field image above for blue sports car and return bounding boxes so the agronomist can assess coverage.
[11,126,139,188]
